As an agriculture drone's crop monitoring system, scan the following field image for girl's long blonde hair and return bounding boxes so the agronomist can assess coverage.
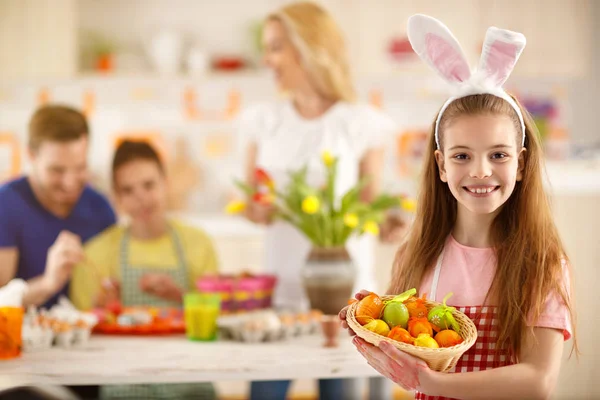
[389,94,577,361]
[268,1,356,102]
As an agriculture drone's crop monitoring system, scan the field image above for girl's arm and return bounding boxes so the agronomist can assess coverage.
[424,327,564,399]
[355,327,564,400]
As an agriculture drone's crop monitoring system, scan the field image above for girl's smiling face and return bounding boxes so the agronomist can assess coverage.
[435,114,526,216]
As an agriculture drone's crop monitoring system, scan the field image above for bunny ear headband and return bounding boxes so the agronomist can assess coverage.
[407,14,527,149]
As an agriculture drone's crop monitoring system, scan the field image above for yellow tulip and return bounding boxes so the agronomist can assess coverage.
[343,213,359,228]
[401,198,417,213]
[321,151,334,167]
[363,220,380,236]
[225,200,246,214]
[301,196,320,214]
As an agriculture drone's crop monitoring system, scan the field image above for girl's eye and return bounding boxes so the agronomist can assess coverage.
[491,152,508,159]
[453,154,468,160]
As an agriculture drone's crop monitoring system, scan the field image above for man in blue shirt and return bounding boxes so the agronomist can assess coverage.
[0,105,116,309]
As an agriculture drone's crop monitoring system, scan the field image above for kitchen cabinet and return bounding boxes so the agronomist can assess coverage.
[345,0,592,79]
[478,0,592,78]
[0,0,78,80]
[0,0,590,80]
[349,0,483,77]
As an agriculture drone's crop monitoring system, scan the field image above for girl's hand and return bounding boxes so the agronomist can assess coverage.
[139,273,183,302]
[94,278,121,308]
[353,337,434,392]
[338,290,371,335]
[245,201,276,225]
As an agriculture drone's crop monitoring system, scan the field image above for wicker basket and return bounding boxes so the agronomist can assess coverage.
[347,295,478,372]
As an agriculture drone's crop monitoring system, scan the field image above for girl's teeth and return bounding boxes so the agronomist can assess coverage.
[469,187,496,194]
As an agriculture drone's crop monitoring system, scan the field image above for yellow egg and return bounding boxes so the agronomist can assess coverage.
[363,319,391,337]
[414,333,439,349]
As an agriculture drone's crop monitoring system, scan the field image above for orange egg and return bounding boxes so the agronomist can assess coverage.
[434,329,464,348]
[408,317,433,337]
[405,294,428,319]
[387,327,414,344]
[355,293,384,325]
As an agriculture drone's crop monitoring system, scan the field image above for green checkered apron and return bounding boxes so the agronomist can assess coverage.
[100,227,217,400]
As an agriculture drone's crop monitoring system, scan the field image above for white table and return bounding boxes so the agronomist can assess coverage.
[0,333,379,388]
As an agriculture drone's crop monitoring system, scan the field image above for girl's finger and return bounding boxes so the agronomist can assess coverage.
[338,306,348,320]
[366,360,415,392]
[379,341,422,367]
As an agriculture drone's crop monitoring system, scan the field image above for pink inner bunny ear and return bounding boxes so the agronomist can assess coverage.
[407,14,471,85]
[426,33,471,82]
[479,27,526,86]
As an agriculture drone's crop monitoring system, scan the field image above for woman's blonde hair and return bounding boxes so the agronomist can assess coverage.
[389,94,578,361]
[268,1,356,102]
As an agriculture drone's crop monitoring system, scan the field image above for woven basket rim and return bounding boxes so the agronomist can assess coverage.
[347,295,478,354]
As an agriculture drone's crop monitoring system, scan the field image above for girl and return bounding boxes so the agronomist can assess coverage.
[340,15,577,400]
[71,140,219,400]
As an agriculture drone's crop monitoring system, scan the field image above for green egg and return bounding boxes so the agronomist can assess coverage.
[382,302,409,329]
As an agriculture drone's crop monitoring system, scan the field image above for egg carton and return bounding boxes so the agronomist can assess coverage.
[21,297,98,351]
[22,322,94,350]
[217,310,323,343]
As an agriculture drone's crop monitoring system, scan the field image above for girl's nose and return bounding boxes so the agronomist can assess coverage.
[470,159,492,179]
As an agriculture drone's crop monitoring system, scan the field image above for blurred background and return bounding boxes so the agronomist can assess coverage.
[1,1,598,398]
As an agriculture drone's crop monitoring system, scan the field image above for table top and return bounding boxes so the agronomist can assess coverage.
[0,333,379,387]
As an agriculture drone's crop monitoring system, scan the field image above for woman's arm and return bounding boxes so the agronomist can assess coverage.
[355,327,564,400]
[360,147,407,243]
[245,141,259,188]
[243,142,275,225]
[359,147,385,202]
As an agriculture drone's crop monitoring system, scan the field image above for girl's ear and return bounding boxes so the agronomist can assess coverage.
[434,150,448,182]
[516,147,527,181]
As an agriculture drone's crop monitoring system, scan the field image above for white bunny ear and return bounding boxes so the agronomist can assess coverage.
[478,27,526,87]
[407,14,471,84]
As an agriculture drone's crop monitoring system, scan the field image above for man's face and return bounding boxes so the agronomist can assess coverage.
[29,136,89,207]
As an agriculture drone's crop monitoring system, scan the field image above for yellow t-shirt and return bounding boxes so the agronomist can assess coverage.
[70,220,219,311]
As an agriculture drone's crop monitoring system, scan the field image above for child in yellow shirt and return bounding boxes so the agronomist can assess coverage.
[71,140,218,400]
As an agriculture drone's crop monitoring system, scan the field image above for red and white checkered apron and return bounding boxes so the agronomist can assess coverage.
[414,248,513,400]
[414,305,513,400]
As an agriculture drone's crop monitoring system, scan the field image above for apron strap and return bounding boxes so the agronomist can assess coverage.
[430,249,445,302]
[119,229,130,271]
[169,225,189,288]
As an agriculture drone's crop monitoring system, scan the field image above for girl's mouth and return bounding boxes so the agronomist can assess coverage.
[463,185,500,197]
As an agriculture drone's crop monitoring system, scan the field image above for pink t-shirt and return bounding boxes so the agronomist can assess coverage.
[419,235,572,340]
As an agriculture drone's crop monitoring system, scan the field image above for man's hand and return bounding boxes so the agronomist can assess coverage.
[42,231,84,294]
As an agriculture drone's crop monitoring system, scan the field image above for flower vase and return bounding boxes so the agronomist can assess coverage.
[301,247,356,316]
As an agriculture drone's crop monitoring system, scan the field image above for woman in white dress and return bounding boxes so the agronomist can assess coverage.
[238,2,404,399]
